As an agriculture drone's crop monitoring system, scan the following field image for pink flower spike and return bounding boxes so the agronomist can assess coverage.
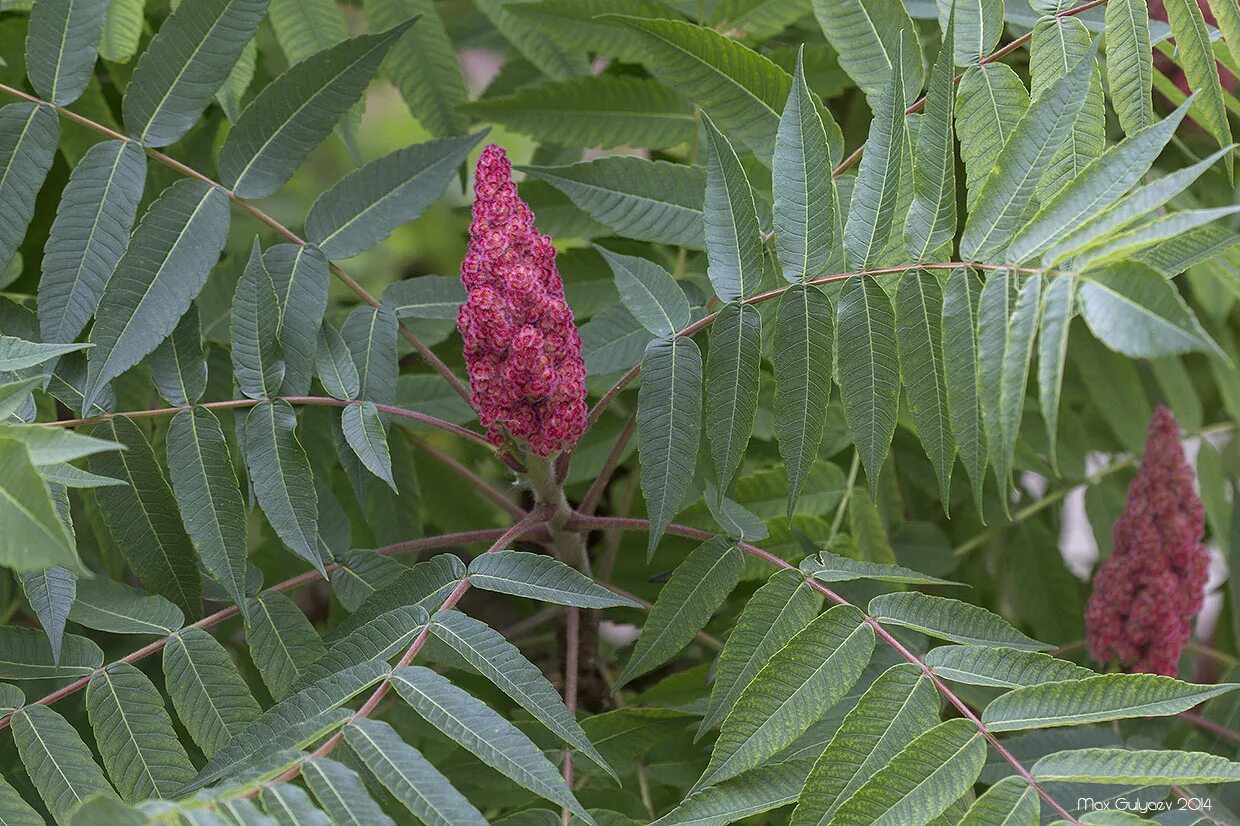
[1085,406,1210,676]
[457,144,587,457]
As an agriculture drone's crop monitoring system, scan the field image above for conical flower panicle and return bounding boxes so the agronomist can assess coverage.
[457,144,587,457]
[1085,406,1210,676]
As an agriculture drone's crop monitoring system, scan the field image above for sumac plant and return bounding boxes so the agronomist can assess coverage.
[1,0,1240,824]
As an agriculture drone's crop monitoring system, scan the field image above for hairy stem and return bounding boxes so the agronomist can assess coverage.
[568,513,1084,824]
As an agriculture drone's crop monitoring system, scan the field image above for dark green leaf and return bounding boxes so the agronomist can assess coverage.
[342,401,394,490]
[0,103,58,272]
[837,276,899,491]
[245,400,325,574]
[598,247,690,338]
[19,566,76,664]
[163,627,262,758]
[773,285,833,517]
[247,590,327,701]
[266,244,329,397]
[231,239,286,400]
[70,577,184,635]
[702,116,764,303]
[24,0,108,104]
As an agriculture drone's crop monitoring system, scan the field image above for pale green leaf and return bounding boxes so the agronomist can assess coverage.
[705,302,761,495]
[1164,0,1233,162]
[811,0,923,103]
[702,116,764,303]
[84,179,230,412]
[231,239,285,401]
[845,67,906,269]
[163,627,262,758]
[220,20,417,199]
[959,776,1039,826]
[98,0,145,63]
[981,674,1239,732]
[467,551,639,609]
[391,665,593,824]
[261,783,330,826]
[616,536,743,688]
[12,704,117,823]
[694,604,874,791]
[0,423,120,465]
[791,664,941,826]
[637,337,703,557]
[302,756,395,826]
[1071,206,1240,270]
[1104,0,1155,135]
[801,550,959,587]
[521,158,705,248]
[905,18,956,264]
[925,644,1095,689]
[978,272,1040,494]
[934,0,1001,66]
[1029,17,1106,201]
[429,609,616,779]
[306,132,484,260]
[70,577,184,635]
[121,0,267,147]
[868,591,1051,650]
[92,416,202,617]
[86,663,196,801]
[653,761,813,826]
[21,566,76,663]
[1038,274,1076,466]
[837,275,899,491]
[896,269,954,501]
[1032,748,1240,784]
[0,103,58,272]
[0,438,80,572]
[166,407,250,617]
[773,285,834,517]
[149,304,207,406]
[1079,264,1222,359]
[0,337,86,372]
[954,64,1029,211]
[245,400,325,575]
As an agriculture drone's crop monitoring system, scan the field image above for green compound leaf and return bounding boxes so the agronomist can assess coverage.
[868,591,1052,651]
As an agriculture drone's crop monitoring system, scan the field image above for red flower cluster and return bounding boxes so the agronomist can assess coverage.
[457,144,587,457]
[1086,407,1210,676]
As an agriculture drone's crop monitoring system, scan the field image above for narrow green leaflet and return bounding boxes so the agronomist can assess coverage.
[522,158,705,248]
[800,550,959,587]
[341,303,398,406]
[702,116,764,303]
[473,0,587,80]
[773,285,833,518]
[302,756,396,826]
[1007,99,1191,265]
[0,438,80,572]
[24,0,108,104]
[0,423,121,466]
[935,0,1000,65]
[1032,748,1240,784]
[825,719,985,826]
[342,401,394,490]
[364,0,469,137]
[245,400,326,575]
[599,247,690,338]
[166,407,250,616]
[954,64,1029,211]
[837,276,899,491]
[344,718,487,826]
[941,268,986,508]
[466,76,695,150]
[384,275,464,322]
[868,591,1052,650]
[86,663,196,801]
[925,644,1095,689]
[959,776,1039,826]
[187,661,391,791]
[1079,264,1222,358]
[262,783,331,826]
[0,627,100,680]
[326,555,464,643]
[121,0,268,147]
[790,664,940,826]
[429,610,616,779]
[391,666,593,824]
[20,566,76,663]
[99,0,144,63]
[11,704,118,822]
[84,179,230,412]
[316,323,360,401]
[267,0,358,153]
[149,304,207,406]
[92,417,202,617]
[0,337,86,372]
[266,244,329,397]
[248,590,328,701]
[1073,206,1240,269]
[981,674,1239,732]
[70,577,184,635]
[961,45,1093,260]
[905,17,955,263]
[0,103,58,272]
[694,605,874,791]
[1164,0,1233,163]
[705,302,762,496]
[299,605,427,686]
[330,550,404,612]
[306,132,485,260]
[845,66,905,269]
[1038,274,1076,466]
[231,239,285,400]
[466,551,639,609]
[896,270,953,502]
[654,761,814,826]
[39,151,146,344]
[1104,0,1155,135]
[700,569,821,738]
[773,48,836,284]
[1030,18,1106,201]
[637,337,703,557]
[810,0,923,103]
[163,627,262,758]
[0,774,42,826]
[616,536,743,688]
[979,273,1040,494]
[220,19,417,198]
[1209,0,1240,71]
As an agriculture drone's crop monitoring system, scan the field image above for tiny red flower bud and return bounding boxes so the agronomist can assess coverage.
[1086,406,1210,676]
[457,145,587,456]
